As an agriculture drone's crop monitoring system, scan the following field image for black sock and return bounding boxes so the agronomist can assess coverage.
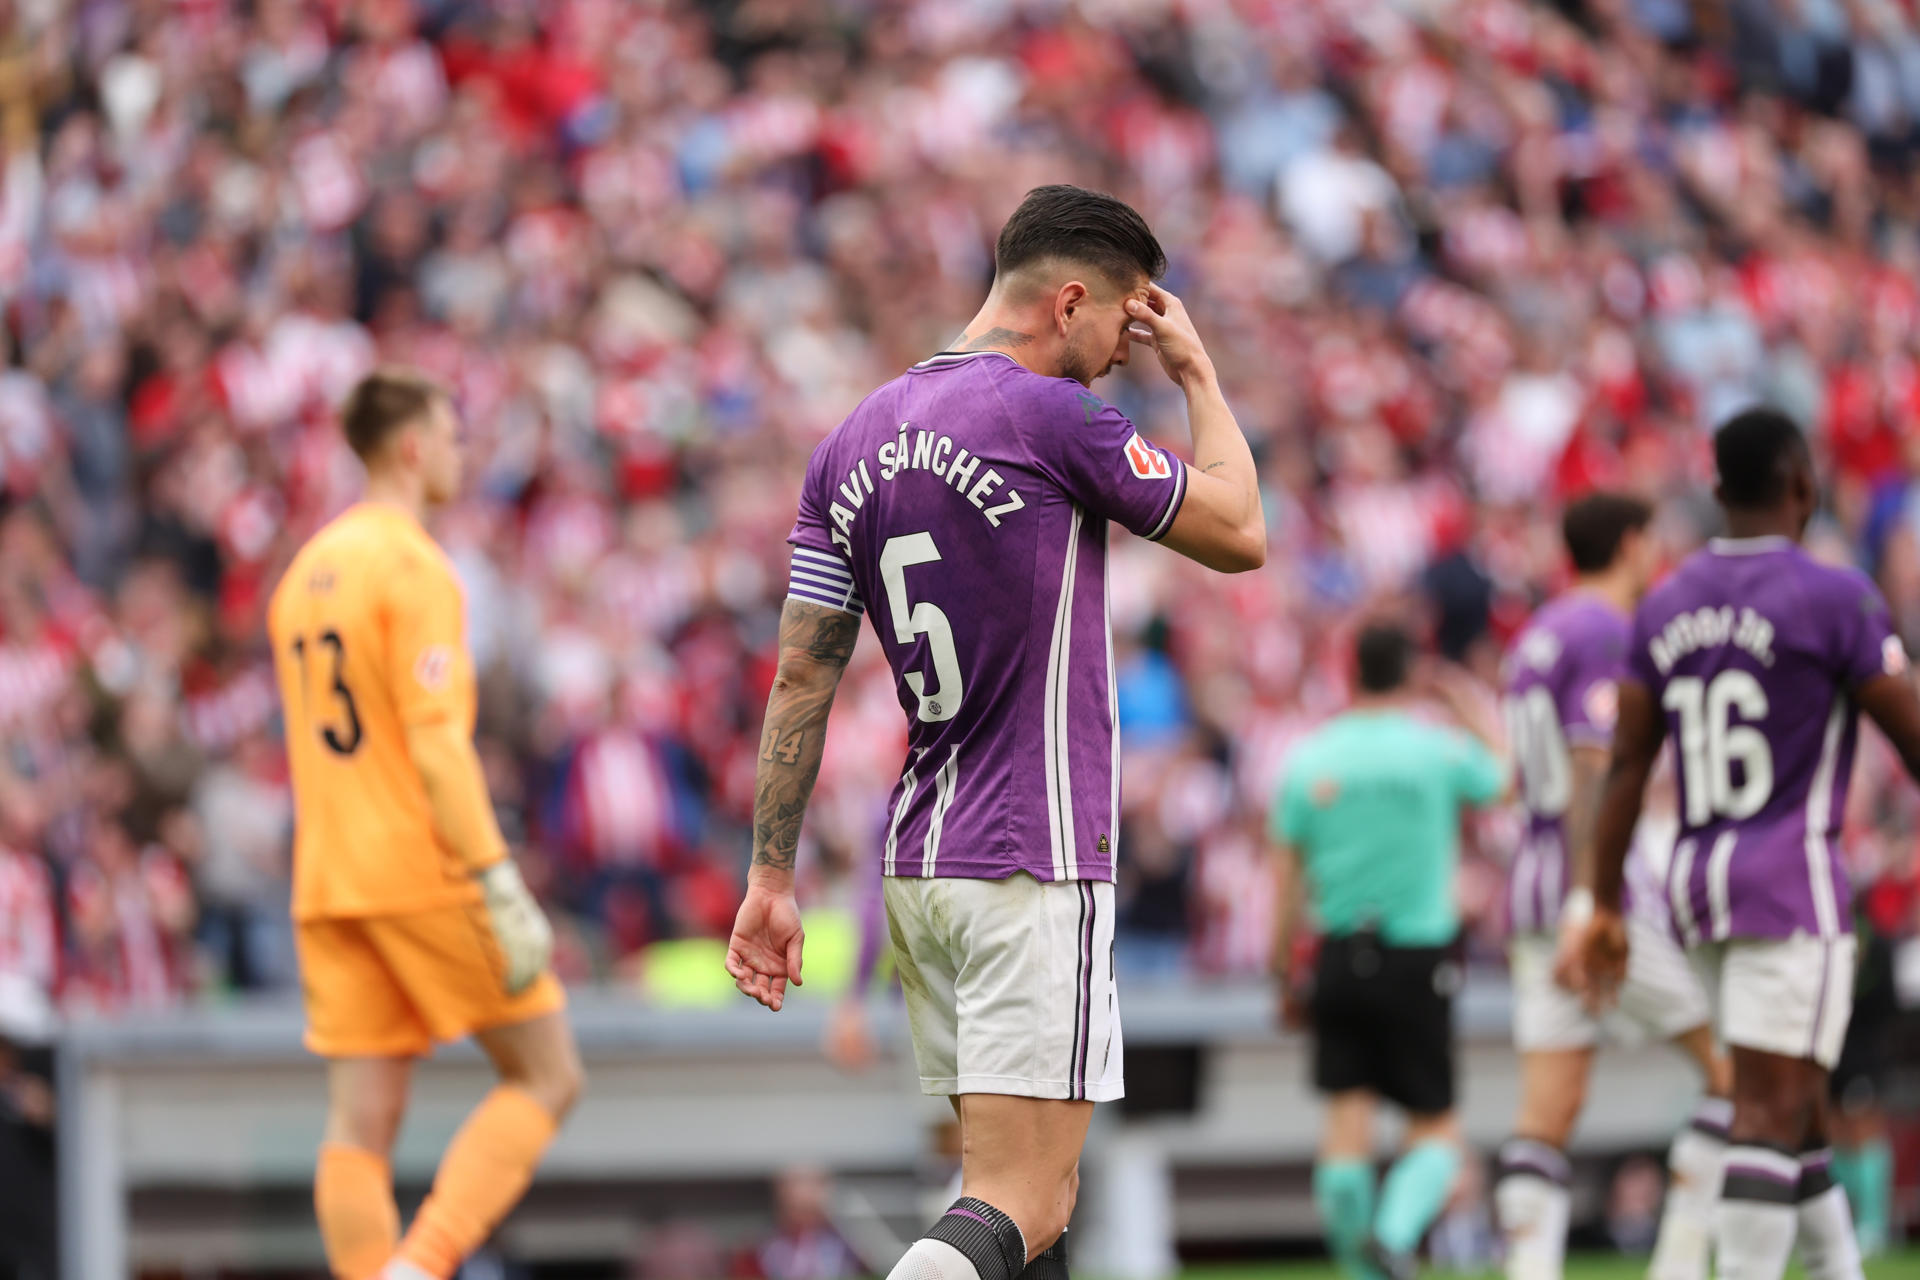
[1018,1231,1068,1280]
[925,1197,1028,1280]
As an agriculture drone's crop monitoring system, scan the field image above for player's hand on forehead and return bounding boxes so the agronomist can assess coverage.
[1125,283,1209,383]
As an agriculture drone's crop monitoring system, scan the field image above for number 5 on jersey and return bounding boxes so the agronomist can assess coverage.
[879,532,964,723]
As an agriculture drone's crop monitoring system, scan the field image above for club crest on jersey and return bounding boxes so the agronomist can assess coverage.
[1125,434,1172,480]
[1885,635,1909,676]
[1583,679,1618,731]
[415,645,454,691]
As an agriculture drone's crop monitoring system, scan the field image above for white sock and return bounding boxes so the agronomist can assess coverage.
[1647,1113,1726,1280]
[1795,1154,1865,1280]
[1716,1146,1801,1280]
[890,1239,985,1280]
[1495,1140,1571,1280]
[1496,1175,1569,1280]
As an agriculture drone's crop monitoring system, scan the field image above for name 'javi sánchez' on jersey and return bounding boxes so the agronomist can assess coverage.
[823,422,1028,554]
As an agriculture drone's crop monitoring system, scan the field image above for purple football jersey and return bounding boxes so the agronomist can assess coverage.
[1501,592,1631,934]
[787,350,1187,882]
[1627,536,1902,941]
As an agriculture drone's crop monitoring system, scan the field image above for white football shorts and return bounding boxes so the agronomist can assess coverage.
[1511,914,1712,1052]
[1691,932,1857,1070]
[884,872,1123,1101]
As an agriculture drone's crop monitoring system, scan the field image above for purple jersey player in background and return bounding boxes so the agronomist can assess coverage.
[1505,590,1633,937]
[1496,494,1730,1280]
[725,185,1264,1280]
[1577,409,1920,1280]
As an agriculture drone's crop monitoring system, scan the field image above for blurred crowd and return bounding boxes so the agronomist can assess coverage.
[1,0,1920,1026]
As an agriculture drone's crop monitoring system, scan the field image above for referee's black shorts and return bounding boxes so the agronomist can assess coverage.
[1831,923,1898,1110]
[1309,931,1460,1116]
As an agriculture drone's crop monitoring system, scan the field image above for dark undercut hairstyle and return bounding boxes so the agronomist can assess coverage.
[993,185,1166,292]
[1355,622,1414,695]
[1714,406,1810,510]
[340,366,445,463]
[1562,492,1653,575]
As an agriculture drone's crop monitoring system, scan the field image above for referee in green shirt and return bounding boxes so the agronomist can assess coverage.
[1270,623,1509,1280]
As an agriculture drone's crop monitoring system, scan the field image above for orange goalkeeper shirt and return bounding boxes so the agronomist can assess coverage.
[270,503,482,921]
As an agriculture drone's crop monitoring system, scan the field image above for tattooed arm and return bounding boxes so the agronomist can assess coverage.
[752,601,861,872]
[726,599,861,1010]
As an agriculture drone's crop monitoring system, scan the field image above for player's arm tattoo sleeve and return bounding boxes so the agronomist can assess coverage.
[751,599,860,873]
[1562,744,1609,894]
[1591,680,1663,912]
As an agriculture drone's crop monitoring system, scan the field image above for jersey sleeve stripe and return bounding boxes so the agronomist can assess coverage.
[793,547,855,573]
[787,550,864,615]
[1144,460,1188,542]
[789,566,857,592]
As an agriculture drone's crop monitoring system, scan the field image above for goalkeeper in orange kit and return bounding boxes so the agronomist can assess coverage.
[269,368,583,1280]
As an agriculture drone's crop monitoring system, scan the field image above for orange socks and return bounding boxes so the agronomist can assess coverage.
[397,1085,559,1277]
[315,1142,400,1280]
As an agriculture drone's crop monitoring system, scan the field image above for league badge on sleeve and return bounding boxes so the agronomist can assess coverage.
[415,645,454,691]
[1583,679,1618,731]
[1125,434,1173,481]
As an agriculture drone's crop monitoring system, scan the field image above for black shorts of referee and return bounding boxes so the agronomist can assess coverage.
[1309,928,1463,1116]
[1831,920,1899,1110]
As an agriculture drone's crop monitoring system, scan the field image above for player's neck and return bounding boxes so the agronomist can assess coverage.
[360,472,430,526]
[1721,509,1801,542]
[951,304,1056,378]
[1571,571,1636,616]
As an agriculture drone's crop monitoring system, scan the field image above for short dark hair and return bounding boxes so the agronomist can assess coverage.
[1714,407,1810,510]
[1355,623,1413,694]
[994,185,1166,291]
[340,367,445,462]
[1562,492,1653,574]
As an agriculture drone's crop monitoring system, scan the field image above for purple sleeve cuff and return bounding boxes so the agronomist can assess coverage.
[1144,458,1188,542]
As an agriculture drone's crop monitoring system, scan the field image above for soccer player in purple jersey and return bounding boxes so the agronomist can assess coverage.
[1496,494,1732,1280]
[1576,409,1920,1280]
[724,185,1265,1280]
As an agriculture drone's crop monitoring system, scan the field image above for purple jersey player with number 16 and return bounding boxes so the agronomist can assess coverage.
[1577,409,1920,1280]
[726,185,1264,1280]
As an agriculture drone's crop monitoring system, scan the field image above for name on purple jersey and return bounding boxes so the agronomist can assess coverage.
[1647,605,1777,675]
[820,426,1029,556]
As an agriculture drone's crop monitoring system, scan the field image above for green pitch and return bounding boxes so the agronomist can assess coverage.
[1179,1251,1920,1280]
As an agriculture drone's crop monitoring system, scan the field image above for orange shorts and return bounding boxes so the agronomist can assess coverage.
[295,902,566,1058]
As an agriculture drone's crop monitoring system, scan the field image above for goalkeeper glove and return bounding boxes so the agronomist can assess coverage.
[476,860,553,995]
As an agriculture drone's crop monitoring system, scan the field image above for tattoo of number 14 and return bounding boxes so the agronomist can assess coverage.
[761,723,806,766]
